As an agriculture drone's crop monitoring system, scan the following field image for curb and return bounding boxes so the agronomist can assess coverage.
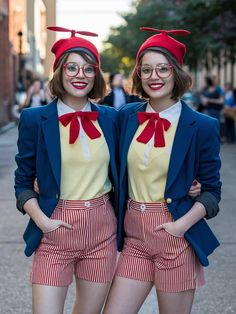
[0,122,16,135]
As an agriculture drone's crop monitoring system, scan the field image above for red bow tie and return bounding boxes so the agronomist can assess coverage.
[136,112,171,147]
[59,111,101,144]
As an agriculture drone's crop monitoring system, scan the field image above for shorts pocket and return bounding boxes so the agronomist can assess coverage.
[159,229,189,268]
[124,209,144,241]
[41,225,71,247]
[163,229,184,238]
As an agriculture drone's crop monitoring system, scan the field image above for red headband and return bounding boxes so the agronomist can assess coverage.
[48,26,100,72]
[136,27,191,65]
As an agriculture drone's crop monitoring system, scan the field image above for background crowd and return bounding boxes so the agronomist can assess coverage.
[13,70,236,145]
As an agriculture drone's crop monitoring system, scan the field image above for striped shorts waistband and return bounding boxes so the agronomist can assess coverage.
[57,193,110,210]
[128,198,168,212]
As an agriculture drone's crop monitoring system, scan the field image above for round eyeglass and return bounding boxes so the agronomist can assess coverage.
[63,62,99,78]
[136,63,173,80]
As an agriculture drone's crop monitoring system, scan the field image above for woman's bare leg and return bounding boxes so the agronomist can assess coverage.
[103,276,153,314]
[32,284,68,314]
[72,278,111,314]
[156,289,195,314]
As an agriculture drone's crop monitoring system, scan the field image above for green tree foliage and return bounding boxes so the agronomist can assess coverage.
[100,0,236,75]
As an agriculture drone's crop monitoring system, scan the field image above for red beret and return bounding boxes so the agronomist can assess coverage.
[136,27,191,65]
[47,26,100,72]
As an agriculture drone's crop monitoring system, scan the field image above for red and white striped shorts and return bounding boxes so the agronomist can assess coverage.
[31,194,117,286]
[116,199,205,292]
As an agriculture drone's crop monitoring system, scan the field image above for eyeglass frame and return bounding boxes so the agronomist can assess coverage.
[136,63,173,80]
[63,62,99,78]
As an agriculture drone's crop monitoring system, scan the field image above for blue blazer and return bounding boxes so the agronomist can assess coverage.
[15,99,119,257]
[117,101,221,267]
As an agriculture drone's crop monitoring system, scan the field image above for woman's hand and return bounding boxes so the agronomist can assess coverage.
[188,180,201,198]
[31,179,71,233]
[34,178,39,194]
[23,198,72,233]
[155,201,207,237]
[155,220,186,237]
[39,215,72,234]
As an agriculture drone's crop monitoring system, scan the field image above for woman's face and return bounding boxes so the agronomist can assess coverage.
[62,52,95,101]
[140,51,175,107]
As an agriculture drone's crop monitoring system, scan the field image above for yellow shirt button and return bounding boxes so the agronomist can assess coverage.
[166,198,172,204]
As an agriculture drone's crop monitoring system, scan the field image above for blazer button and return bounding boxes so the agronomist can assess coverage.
[166,198,172,204]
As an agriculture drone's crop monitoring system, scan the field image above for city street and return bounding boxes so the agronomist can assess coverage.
[0,126,236,314]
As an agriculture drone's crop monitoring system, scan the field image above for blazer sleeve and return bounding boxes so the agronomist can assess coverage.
[195,118,222,217]
[14,110,38,214]
[195,191,219,219]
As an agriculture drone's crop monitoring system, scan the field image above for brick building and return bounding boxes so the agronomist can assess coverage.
[0,0,56,128]
[0,0,13,127]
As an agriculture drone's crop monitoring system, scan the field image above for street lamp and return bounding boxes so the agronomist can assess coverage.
[17,30,23,84]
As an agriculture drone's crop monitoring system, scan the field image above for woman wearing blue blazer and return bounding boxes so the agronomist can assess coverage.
[15,27,119,314]
[104,28,221,314]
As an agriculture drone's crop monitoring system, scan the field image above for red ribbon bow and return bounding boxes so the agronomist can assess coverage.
[59,111,101,144]
[136,112,171,147]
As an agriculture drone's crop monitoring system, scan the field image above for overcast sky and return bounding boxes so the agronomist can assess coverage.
[57,0,133,51]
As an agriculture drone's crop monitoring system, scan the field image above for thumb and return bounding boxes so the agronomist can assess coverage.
[60,221,73,229]
[155,224,165,231]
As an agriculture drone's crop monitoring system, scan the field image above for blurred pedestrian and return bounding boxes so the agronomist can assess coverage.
[223,82,236,143]
[102,72,127,109]
[182,89,196,110]
[104,27,221,314]
[14,26,119,314]
[200,76,224,122]
[41,78,53,105]
[19,78,47,110]
[99,72,141,109]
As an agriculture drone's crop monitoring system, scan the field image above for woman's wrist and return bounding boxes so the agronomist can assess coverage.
[174,218,189,234]
[23,198,50,230]
[175,202,206,233]
[35,214,50,230]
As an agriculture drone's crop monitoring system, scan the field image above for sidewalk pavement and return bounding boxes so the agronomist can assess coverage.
[0,122,16,135]
[0,126,236,314]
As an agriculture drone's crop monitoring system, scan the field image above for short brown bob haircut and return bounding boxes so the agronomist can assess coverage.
[132,47,192,101]
[49,50,106,100]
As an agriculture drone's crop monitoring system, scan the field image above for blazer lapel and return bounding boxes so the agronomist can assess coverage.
[166,102,196,190]
[120,102,147,179]
[41,99,61,187]
[91,103,114,158]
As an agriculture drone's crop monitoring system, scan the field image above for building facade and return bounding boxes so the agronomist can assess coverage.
[0,0,56,128]
[0,0,13,127]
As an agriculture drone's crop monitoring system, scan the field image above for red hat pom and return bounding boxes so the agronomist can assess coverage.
[140,27,190,36]
[47,26,98,38]
[47,26,100,71]
[137,27,191,65]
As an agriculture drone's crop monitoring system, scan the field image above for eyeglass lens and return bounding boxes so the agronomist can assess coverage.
[138,64,172,79]
[64,62,97,78]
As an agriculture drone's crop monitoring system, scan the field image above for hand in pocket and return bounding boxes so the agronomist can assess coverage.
[41,217,72,234]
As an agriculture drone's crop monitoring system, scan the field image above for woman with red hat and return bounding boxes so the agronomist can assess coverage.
[104,28,221,314]
[14,26,119,313]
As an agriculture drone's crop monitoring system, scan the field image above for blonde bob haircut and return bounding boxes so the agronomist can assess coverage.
[132,47,192,101]
[49,50,106,100]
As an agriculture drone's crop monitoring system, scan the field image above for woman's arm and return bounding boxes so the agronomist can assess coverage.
[15,110,72,232]
[23,198,71,232]
[15,110,37,213]
[157,119,221,236]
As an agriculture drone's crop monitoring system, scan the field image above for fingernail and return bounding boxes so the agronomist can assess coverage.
[193,180,198,186]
